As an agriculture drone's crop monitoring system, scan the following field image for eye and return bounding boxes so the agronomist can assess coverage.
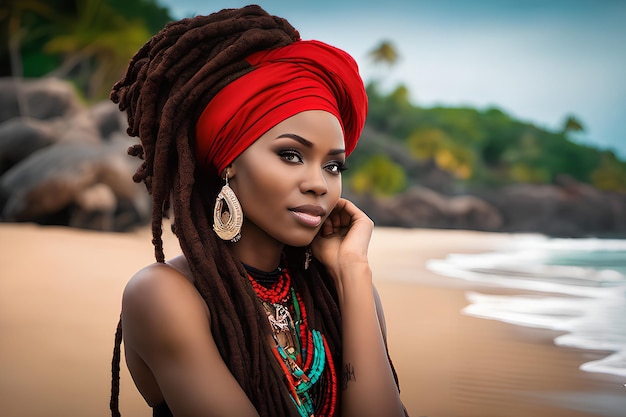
[325,160,347,175]
[278,149,303,164]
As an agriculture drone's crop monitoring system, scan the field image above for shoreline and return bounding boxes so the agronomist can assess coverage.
[368,227,626,417]
[0,223,624,416]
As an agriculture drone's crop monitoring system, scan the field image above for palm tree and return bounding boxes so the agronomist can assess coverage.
[1,0,63,115]
[2,0,154,101]
[561,114,585,135]
[44,0,151,99]
[1,0,62,76]
[366,40,401,95]
[368,40,400,67]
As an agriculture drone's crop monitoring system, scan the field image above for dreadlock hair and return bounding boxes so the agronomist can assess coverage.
[109,5,345,417]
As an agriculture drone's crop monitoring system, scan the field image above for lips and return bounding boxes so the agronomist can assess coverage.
[289,205,326,228]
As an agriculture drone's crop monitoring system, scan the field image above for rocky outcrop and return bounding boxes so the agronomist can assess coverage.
[351,126,626,237]
[0,77,148,231]
[2,77,624,237]
[0,77,83,123]
[349,179,626,237]
[478,177,626,237]
[348,186,503,232]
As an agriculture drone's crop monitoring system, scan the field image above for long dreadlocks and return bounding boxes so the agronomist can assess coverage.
[109,5,346,417]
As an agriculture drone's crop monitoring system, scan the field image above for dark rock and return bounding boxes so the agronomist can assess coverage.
[0,77,82,123]
[0,142,104,221]
[0,111,101,174]
[351,186,502,231]
[351,177,626,237]
[0,77,150,231]
[49,111,102,145]
[479,179,626,237]
[0,118,55,175]
[69,183,117,231]
[0,138,148,231]
[447,194,503,230]
[88,101,126,139]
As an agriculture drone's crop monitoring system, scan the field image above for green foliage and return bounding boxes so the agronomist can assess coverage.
[21,50,61,77]
[407,128,472,179]
[366,81,422,139]
[108,0,171,33]
[1,0,173,99]
[359,84,626,193]
[348,154,407,196]
[591,152,626,192]
[3,4,624,195]
[408,128,449,160]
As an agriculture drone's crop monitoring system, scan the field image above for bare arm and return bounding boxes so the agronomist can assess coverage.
[311,198,406,417]
[121,263,259,417]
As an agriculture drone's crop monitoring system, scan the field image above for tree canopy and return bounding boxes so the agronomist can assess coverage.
[2,1,623,193]
[1,0,172,99]
[346,81,626,193]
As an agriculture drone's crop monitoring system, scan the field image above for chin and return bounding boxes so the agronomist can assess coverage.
[278,229,318,248]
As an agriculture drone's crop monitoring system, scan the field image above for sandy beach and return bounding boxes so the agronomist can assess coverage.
[1,223,624,417]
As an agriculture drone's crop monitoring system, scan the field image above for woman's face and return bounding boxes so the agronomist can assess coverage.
[229,110,345,247]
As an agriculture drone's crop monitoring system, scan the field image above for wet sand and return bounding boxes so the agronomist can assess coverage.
[0,223,624,417]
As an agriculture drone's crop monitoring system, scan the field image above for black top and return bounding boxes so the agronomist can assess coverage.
[153,402,173,417]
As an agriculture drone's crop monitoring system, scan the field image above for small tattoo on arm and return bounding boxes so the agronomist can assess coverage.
[341,363,356,390]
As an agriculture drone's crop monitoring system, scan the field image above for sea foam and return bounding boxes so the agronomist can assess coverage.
[427,235,626,379]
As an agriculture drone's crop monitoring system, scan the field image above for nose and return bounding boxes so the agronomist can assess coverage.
[300,167,328,196]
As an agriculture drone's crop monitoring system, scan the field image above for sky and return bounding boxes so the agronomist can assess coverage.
[156,0,626,158]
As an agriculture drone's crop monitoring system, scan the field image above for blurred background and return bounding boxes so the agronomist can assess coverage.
[1,0,625,235]
[1,1,625,417]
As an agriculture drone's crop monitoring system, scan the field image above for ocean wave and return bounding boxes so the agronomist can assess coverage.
[427,236,626,379]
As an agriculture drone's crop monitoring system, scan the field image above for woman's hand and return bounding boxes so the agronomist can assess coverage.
[310,198,374,282]
[313,200,406,417]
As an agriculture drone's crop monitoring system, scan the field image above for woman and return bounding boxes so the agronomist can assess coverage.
[110,5,407,417]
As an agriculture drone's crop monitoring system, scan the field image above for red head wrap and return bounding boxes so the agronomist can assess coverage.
[195,40,367,174]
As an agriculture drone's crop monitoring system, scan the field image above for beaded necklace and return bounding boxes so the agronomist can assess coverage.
[246,263,338,417]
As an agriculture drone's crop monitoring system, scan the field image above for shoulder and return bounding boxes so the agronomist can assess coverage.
[121,259,210,357]
[121,260,261,415]
[123,258,202,313]
[123,255,198,307]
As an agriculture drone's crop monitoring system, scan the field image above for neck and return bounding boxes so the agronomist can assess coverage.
[230,223,284,272]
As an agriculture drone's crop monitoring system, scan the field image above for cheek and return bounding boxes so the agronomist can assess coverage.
[235,163,286,206]
[330,178,342,203]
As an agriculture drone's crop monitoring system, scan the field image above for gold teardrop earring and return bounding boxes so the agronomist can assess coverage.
[213,168,243,242]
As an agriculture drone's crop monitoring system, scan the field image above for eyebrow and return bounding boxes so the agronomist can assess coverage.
[276,133,345,156]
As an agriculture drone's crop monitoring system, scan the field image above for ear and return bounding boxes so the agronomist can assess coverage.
[223,164,236,180]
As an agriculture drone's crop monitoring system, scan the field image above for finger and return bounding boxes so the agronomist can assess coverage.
[331,199,352,227]
[320,217,334,237]
[335,199,363,230]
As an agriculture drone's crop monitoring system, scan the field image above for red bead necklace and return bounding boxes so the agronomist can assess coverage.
[247,265,338,416]
[247,266,291,304]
